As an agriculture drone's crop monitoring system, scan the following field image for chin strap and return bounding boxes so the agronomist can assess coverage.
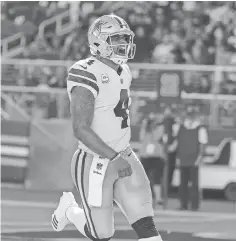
[91,48,128,65]
[110,57,127,65]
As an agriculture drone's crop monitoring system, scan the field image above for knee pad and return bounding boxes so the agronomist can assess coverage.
[84,224,112,241]
[131,216,159,239]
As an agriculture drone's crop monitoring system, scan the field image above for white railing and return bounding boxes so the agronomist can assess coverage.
[1,59,236,129]
[1,58,236,73]
[1,85,236,129]
[1,9,77,57]
[2,85,236,101]
[1,33,26,57]
[38,10,78,39]
[1,58,236,71]
[1,58,236,93]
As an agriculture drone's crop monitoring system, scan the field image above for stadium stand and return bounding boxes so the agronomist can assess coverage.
[1,2,235,95]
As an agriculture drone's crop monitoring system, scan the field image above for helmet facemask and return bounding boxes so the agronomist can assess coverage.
[106,32,136,64]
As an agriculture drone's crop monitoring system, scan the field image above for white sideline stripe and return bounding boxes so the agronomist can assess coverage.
[1,227,56,233]
[2,200,236,220]
[1,157,28,167]
[1,200,56,208]
[1,183,25,189]
[193,232,236,240]
[3,225,236,241]
[1,225,132,233]
[2,222,50,226]
[1,145,29,157]
[4,223,236,239]
[2,216,218,227]
[154,209,236,219]
[1,135,29,145]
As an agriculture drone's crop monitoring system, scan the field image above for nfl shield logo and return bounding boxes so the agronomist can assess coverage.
[101,74,109,83]
[96,163,103,170]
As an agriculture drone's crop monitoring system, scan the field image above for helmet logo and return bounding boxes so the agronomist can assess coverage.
[94,20,108,35]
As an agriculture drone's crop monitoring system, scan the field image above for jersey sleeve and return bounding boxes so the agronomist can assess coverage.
[67,62,99,98]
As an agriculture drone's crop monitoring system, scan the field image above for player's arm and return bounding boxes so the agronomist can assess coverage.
[70,86,118,159]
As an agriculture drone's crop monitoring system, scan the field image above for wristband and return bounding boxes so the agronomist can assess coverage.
[111,153,121,162]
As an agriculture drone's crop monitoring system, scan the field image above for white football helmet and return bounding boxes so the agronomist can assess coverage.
[88,14,136,64]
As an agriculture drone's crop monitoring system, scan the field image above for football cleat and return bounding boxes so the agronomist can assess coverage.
[51,192,77,231]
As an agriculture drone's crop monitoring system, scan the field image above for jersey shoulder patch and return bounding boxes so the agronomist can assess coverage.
[67,58,99,98]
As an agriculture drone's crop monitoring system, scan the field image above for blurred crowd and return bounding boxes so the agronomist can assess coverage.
[1,1,236,120]
[2,1,236,63]
[1,1,69,39]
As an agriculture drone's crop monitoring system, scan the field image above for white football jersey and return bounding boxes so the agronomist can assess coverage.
[67,56,132,155]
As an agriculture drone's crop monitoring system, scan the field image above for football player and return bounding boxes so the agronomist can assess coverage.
[51,14,163,241]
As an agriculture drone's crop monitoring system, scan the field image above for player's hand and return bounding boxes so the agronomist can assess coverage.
[112,155,132,178]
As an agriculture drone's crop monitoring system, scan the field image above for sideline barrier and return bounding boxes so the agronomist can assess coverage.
[1,120,31,184]
[25,119,77,190]
[1,119,76,190]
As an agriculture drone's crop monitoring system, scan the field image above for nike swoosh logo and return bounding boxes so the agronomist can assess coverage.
[79,65,87,69]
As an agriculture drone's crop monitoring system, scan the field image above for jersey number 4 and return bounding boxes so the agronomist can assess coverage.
[114,89,130,129]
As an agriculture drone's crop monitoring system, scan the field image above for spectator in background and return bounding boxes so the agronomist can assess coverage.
[169,18,185,45]
[152,33,175,63]
[162,107,178,195]
[139,113,166,207]
[61,27,88,60]
[51,35,62,54]
[176,105,208,211]
[48,93,58,119]
[26,35,56,59]
[33,76,50,119]
[133,26,152,62]
[190,38,213,65]
[200,75,212,93]
[25,67,39,86]
[49,66,67,88]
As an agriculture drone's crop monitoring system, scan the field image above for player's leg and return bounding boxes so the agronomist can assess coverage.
[114,147,163,241]
[141,157,154,202]
[51,149,85,233]
[69,149,117,240]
